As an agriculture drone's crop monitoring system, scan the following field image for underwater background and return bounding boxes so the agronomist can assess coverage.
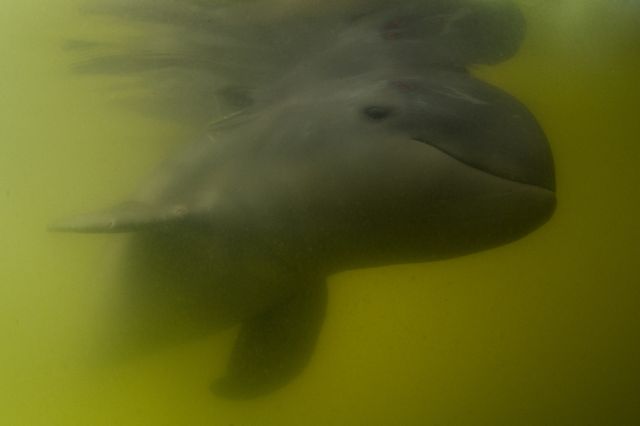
[1,0,639,424]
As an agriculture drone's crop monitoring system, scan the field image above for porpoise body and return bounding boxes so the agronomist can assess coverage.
[53,0,555,398]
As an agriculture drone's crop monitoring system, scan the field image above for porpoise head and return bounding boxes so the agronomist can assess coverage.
[208,67,556,272]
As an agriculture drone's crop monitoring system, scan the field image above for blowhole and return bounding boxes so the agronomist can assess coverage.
[363,106,393,121]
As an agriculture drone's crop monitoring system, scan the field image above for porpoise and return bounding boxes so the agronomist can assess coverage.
[53,0,555,398]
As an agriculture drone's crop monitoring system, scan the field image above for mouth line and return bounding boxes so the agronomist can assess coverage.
[411,137,555,193]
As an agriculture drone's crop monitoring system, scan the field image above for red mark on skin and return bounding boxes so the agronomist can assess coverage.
[382,18,406,40]
[391,80,418,92]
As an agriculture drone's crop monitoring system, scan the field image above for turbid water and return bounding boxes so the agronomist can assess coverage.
[1,1,639,425]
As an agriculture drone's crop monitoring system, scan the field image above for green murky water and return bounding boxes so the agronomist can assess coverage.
[1,1,639,424]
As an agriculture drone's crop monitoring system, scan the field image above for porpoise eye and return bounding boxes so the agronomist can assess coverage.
[363,106,393,121]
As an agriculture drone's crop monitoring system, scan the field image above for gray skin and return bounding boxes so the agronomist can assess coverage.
[53,1,555,399]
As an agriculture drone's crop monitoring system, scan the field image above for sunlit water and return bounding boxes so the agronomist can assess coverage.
[1,1,639,424]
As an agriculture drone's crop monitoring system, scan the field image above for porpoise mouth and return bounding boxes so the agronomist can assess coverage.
[412,137,556,193]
